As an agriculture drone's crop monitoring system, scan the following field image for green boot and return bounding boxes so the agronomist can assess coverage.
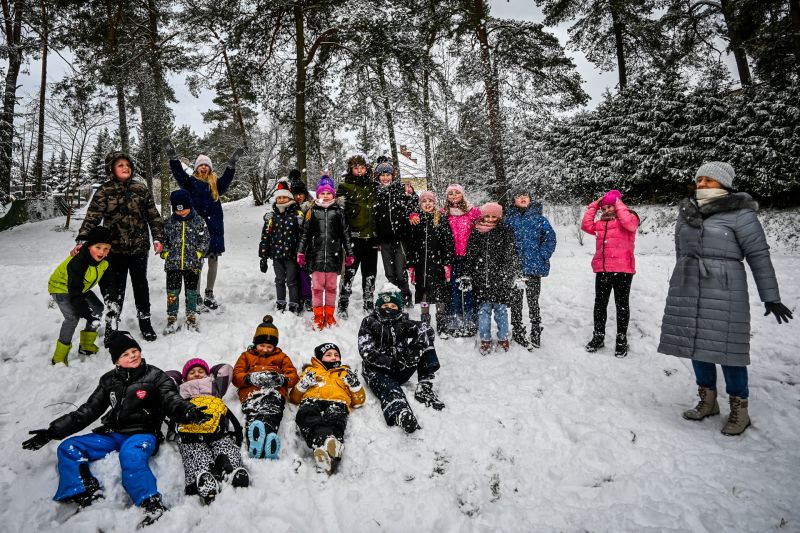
[78,330,100,356]
[52,340,71,366]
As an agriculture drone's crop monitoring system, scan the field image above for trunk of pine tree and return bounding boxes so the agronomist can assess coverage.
[422,64,434,191]
[0,1,23,195]
[720,0,752,86]
[145,0,170,212]
[473,0,507,202]
[222,45,248,147]
[610,5,628,89]
[115,81,130,153]
[294,0,308,183]
[33,0,48,193]
[790,0,800,77]
[376,57,399,173]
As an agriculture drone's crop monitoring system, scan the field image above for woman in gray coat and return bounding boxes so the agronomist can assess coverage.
[658,162,792,436]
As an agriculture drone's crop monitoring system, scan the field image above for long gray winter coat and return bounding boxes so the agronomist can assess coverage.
[657,193,780,366]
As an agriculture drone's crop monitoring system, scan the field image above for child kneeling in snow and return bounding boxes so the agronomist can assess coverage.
[358,285,445,434]
[166,358,248,504]
[232,315,299,458]
[289,342,365,473]
[21,331,212,527]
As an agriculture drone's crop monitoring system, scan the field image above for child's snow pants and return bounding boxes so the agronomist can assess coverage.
[295,399,349,448]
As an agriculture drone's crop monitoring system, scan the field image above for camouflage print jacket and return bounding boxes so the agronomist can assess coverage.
[77,177,165,254]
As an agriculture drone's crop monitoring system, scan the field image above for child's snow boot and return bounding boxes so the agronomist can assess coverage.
[164,315,178,335]
[324,306,337,327]
[614,333,628,358]
[313,445,332,473]
[230,467,250,488]
[396,409,420,434]
[512,327,529,348]
[70,463,103,507]
[52,340,71,366]
[276,301,287,313]
[78,330,100,356]
[479,340,493,356]
[204,290,219,310]
[530,323,543,349]
[139,495,167,527]
[137,313,157,342]
[498,339,510,352]
[288,302,301,315]
[721,396,751,436]
[247,420,267,458]
[683,387,720,421]
[303,299,313,313]
[313,307,326,330]
[195,472,218,505]
[264,432,281,460]
[415,379,445,410]
[585,333,604,352]
[185,313,199,332]
[336,299,349,320]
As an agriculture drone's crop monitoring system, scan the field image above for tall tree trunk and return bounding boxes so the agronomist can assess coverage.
[376,57,399,172]
[472,0,507,202]
[422,64,434,191]
[0,0,24,195]
[790,0,800,77]
[222,45,248,147]
[33,0,47,193]
[294,0,307,183]
[610,5,628,89]
[115,81,130,153]
[146,0,170,212]
[720,0,752,86]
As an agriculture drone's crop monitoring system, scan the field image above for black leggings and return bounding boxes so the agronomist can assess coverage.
[99,251,151,318]
[593,272,633,337]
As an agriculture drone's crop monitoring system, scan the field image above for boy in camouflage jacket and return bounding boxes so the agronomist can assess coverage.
[161,190,209,333]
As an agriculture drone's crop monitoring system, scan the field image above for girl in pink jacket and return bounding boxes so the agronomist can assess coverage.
[580,190,639,357]
[443,184,483,338]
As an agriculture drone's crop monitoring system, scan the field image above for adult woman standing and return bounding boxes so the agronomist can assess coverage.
[163,139,242,309]
[658,162,792,436]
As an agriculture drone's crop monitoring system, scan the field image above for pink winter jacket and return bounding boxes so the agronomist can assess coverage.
[447,206,482,256]
[581,199,639,274]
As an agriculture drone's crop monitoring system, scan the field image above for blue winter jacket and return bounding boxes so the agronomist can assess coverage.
[504,202,557,277]
[169,159,235,254]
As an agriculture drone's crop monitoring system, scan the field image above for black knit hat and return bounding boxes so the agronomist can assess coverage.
[85,226,113,246]
[314,342,341,360]
[253,315,279,346]
[290,177,309,198]
[108,331,142,363]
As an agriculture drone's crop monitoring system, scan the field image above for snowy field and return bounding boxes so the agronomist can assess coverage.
[0,197,798,533]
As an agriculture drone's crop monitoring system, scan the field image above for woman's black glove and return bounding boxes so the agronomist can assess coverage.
[764,302,793,324]
[22,429,52,450]
[185,406,212,424]
[162,138,178,160]
[260,258,269,273]
[228,148,244,168]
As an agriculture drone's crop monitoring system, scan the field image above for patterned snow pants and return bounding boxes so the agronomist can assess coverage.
[178,435,243,488]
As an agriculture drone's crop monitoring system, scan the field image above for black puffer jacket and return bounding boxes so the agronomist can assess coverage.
[48,361,195,439]
[298,201,353,273]
[375,180,416,243]
[463,223,521,305]
[406,212,455,302]
[357,312,437,374]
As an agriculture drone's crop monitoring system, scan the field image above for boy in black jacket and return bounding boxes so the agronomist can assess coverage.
[22,331,211,527]
[358,285,445,434]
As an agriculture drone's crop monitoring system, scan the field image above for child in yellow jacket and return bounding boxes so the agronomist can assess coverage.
[289,342,365,474]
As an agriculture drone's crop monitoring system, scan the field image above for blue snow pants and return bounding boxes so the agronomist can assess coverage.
[362,349,441,426]
[54,432,158,505]
[448,257,477,335]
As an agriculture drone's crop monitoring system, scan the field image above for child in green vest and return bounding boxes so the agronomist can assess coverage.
[48,226,114,365]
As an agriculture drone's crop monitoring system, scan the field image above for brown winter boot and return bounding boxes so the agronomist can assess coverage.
[324,306,337,327]
[185,313,198,332]
[313,307,326,330]
[682,387,720,421]
[721,396,751,436]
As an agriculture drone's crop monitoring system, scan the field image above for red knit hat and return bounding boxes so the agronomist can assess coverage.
[182,358,210,381]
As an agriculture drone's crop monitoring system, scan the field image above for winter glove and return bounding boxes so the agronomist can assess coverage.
[260,258,269,273]
[457,276,472,292]
[22,429,52,451]
[247,371,287,388]
[227,148,244,168]
[160,251,169,260]
[343,368,362,390]
[408,267,416,285]
[764,302,793,324]
[196,251,203,260]
[184,406,213,425]
[514,277,527,290]
[409,212,420,225]
[162,138,178,160]
[296,253,306,268]
[345,255,355,267]
[296,371,318,392]
[444,265,452,282]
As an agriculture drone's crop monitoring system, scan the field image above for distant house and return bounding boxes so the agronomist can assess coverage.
[396,145,428,191]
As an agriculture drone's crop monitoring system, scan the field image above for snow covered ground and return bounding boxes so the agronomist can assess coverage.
[1,197,798,532]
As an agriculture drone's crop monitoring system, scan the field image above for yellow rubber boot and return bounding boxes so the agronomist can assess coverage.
[52,340,71,366]
[78,330,99,355]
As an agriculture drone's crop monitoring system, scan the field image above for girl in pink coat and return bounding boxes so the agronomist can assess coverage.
[580,190,639,357]
[443,184,483,338]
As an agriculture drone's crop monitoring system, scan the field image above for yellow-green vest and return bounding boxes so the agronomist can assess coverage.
[48,255,109,294]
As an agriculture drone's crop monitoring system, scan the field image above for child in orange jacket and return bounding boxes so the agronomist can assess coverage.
[232,315,299,459]
[289,342,365,474]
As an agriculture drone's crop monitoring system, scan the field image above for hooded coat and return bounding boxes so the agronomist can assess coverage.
[161,210,210,271]
[259,201,305,260]
[463,222,521,305]
[337,171,378,239]
[169,159,235,254]
[375,180,416,243]
[298,201,353,273]
[48,247,111,320]
[581,199,638,274]
[358,312,438,375]
[657,193,780,366]
[289,358,366,410]
[232,347,299,403]
[504,201,557,277]
[405,212,456,303]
